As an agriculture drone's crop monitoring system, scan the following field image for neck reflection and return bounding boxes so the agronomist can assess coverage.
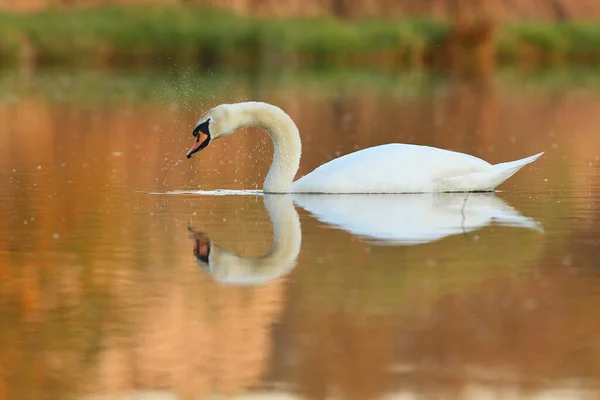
[189,194,301,285]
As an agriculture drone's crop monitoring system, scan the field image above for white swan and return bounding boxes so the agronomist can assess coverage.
[294,193,542,245]
[188,194,301,285]
[186,101,543,193]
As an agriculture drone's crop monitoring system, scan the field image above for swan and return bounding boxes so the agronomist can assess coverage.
[187,194,301,285]
[186,101,544,193]
[294,193,542,245]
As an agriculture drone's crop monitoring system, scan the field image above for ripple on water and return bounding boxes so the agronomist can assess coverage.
[145,189,264,196]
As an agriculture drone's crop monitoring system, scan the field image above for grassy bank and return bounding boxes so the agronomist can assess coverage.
[498,22,600,65]
[0,5,600,69]
[0,5,445,68]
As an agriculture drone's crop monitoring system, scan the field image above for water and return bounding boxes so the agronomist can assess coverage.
[1,68,600,399]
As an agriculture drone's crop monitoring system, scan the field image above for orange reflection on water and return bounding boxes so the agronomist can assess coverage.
[1,72,600,399]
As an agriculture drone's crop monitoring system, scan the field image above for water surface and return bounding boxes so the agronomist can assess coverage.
[1,68,600,399]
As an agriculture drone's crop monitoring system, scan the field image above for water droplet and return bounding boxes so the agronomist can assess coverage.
[523,299,537,311]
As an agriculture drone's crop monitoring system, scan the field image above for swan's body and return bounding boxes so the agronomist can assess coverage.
[293,144,542,193]
[186,102,543,193]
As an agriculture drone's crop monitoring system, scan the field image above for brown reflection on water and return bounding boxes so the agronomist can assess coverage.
[89,266,286,399]
[2,77,600,192]
[276,264,600,399]
[0,194,287,399]
[1,73,600,399]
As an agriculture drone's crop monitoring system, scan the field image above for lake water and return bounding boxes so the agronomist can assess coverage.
[1,68,600,400]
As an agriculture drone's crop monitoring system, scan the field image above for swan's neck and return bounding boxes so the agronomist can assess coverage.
[209,195,301,285]
[232,102,301,193]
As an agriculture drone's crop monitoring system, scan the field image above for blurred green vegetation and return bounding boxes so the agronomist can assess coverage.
[2,5,600,68]
[2,67,600,105]
[498,22,600,64]
[0,5,446,68]
[0,68,439,104]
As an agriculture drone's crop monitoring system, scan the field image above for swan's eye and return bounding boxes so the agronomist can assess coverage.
[193,119,210,137]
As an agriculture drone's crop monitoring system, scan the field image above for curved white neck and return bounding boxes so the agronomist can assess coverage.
[207,194,301,285]
[230,102,301,193]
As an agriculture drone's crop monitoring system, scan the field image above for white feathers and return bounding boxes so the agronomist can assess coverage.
[196,102,543,193]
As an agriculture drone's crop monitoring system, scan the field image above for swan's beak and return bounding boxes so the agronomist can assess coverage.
[188,227,211,268]
[186,131,211,159]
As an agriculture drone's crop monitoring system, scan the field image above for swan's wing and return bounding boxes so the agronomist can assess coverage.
[293,144,491,193]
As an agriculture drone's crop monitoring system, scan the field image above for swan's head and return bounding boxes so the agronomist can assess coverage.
[186,104,237,159]
[188,227,211,270]
[188,226,273,285]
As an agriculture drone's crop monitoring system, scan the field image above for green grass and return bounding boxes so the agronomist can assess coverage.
[498,22,600,64]
[0,5,600,68]
[0,5,447,68]
[1,5,600,68]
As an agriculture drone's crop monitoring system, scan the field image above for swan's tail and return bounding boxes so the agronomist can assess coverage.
[486,151,544,188]
[493,152,545,175]
[438,152,544,192]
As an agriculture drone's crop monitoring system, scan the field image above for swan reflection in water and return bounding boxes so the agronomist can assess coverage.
[188,194,301,285]
[188,193,542,284]
[294,193,543,245]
